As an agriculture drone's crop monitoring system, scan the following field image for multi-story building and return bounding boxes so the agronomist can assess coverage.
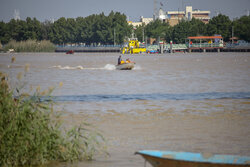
[166,6,210,26]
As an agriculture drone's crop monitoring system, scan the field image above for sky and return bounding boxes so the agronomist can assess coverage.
[0,0,250,22]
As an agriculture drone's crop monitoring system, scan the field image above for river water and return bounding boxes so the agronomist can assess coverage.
[0,52,250,166]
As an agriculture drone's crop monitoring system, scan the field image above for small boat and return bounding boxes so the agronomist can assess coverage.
[135,150,250,167]
[116,63,135,70]
[66,50,74,54]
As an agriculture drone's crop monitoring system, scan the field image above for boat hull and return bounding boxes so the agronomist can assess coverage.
[136,150,250,167]
[116,63,134,70]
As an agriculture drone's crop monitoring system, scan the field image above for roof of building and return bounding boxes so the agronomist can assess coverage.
[188,36,223,39]
[192,11,210,14]
[167,11,185,14]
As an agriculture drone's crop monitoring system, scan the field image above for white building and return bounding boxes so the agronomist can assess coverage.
[128,16,153,27]
[141,16,153,25]
[158,8,166,21]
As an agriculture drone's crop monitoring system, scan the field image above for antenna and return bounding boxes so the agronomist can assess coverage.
[182,0,184,11]
[246,9,250,16]
[154,0,158,20]
[14,9,20,20]
[114,28,116,46]
[215,10,219,16]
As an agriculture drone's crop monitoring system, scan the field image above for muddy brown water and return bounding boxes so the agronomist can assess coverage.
[0,52,250,167]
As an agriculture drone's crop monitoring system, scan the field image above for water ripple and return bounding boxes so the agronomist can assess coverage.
[48,92,250,102]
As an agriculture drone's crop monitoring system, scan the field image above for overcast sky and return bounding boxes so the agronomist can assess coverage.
[0,0,249,22]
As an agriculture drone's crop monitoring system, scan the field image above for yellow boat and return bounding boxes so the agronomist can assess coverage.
[116,62,135,70]
[121,38,146,54]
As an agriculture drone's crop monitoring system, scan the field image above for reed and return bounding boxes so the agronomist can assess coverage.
[3,40,55,52]
[0,60,106,166]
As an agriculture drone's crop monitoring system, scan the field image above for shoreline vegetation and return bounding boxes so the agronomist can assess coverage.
[0,58,106,166]
[2,40,55,52]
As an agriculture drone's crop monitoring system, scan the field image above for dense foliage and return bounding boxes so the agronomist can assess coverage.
[171,18,206,43]
[233,16,250,42]
[0,12,250,45]
[0,11,131,45]
[206,14,232,41]
[0,62,106,166]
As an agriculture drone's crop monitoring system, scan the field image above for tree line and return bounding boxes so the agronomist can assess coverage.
[0,11,131,45]
[0,12,250,45]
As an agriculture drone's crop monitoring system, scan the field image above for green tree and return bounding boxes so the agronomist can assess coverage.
[6,19,23,41]
[24,17,41,40]
[40,20,53,41]
[172,18,206,43]
[145,19,172,42]
[112,12,131,44]
[75,17,87,44]
[233,15,250,42]
[206,14,232,41]
[49,17,69,44]
[0,21,10,44]
[134,24,145,42]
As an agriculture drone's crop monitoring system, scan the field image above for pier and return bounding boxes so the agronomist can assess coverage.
[55,45,121,53]
[55,40,250,53]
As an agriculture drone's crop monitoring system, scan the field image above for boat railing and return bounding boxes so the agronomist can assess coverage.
[189,43,223,48]
[226,42,250,48]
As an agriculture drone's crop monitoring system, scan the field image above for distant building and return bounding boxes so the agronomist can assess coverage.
[158,8,166,21]
[128,6,210,28]
[140,16,153,25]
[128,16,153,27]
[166,6,210,26]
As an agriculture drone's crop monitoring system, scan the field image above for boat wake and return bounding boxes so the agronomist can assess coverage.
[50,64,116,70]
[50,65,84,70]
[49,64,140,70]
[103,64,116,70]
[133,65,142,70]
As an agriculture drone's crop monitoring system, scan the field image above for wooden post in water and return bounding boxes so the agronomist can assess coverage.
[170,40,173,54]
[160,43,164,54]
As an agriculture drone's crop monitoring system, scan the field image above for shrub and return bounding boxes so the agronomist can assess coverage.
[0,60,106,166]
[3,40,55,52]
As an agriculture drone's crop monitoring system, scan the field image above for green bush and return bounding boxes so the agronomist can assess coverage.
[0,63,106,166]
[3,40,55,52]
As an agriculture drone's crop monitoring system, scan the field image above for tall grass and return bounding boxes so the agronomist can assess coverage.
[0,59,106,166]
[3,40,55,52]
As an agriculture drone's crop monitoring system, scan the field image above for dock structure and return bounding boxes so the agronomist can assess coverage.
[222,42,250,52]
[55,45,120,53]
[187,36,224,52]
[55,41,250,53]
